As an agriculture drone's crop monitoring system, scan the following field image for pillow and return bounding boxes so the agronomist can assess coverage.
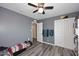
[14,43,27,52]
[17,44,23,50]
[21,43,28,49]
[7,48,13,56]
[8,46,16,55]
[14,45,19,52]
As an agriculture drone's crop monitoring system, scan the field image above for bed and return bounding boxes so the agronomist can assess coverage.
[0,41,32,56]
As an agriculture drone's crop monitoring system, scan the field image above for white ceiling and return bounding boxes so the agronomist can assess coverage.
[0,3,79,19]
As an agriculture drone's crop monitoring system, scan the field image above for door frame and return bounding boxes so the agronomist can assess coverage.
[31,20,37,43]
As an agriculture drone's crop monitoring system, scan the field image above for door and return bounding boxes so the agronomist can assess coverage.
[37,23,43,42]
[64,18,75,50]
[54,18,75,50]
[54,20,65,47]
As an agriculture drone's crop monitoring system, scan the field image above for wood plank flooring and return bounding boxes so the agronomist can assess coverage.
[18,42,76,56]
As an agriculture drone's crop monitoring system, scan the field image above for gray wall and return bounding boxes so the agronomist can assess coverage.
[0,7,33,47]
[38,12,79,44]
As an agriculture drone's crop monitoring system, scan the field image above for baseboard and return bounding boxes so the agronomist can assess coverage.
[38,41,74,51]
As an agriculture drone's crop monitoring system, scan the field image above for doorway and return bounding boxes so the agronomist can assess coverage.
[32,21,43,43]
[32,22,37,43]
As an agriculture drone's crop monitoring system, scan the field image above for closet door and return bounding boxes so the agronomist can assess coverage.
[54,18,75,50]
[54,20,65,47]
[37,23,43,42]
[64,18,75,50]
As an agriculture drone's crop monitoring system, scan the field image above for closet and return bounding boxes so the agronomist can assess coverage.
[54,18,75,50]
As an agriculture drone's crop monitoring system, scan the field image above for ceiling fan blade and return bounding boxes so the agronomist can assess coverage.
[33,10,38,13]
[28,3,37,8]
[45,6,54,9]
[42,11,45,14]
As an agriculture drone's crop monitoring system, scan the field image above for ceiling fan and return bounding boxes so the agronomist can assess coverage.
[28,3,54,14]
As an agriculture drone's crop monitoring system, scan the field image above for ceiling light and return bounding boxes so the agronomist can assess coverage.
[38,8,43,13]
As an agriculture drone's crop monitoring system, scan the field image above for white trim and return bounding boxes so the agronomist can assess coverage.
[41,41,54,46]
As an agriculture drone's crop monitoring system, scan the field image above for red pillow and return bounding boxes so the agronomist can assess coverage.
[17,44,23,50]
[7,48,13,56]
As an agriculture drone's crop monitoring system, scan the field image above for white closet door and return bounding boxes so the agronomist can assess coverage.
[54,20,64,47]
[54,18,75,50]
[64,18,75,50]
[37,23,43,42]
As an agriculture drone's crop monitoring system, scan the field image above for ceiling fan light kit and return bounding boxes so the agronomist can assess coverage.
[38,8,44,13]
[28,3,54,14]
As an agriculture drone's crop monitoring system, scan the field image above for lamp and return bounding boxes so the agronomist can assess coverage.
[38,8,43,14]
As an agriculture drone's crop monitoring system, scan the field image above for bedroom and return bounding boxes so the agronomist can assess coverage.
[0,3,79,56]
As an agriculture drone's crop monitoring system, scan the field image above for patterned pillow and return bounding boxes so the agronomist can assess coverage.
[7,47,14,55]
[14,45,19,52]
[17,44,23,50]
